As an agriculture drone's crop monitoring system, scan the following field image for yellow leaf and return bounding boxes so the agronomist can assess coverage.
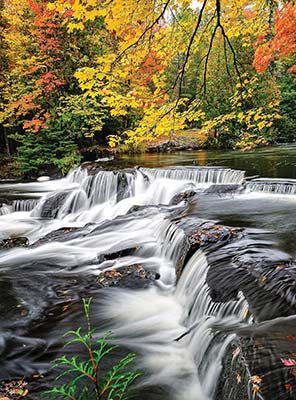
[250,375,262,384]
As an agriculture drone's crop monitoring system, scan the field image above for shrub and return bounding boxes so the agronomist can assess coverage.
[44,298,141,400]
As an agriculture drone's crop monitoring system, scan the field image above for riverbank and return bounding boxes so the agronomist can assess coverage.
[1,140,296,181]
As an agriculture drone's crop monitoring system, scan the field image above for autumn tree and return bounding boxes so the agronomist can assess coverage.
[0,0,295,174]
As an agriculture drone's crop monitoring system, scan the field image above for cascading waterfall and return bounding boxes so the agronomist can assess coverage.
[247,179,296,195]
[99,250,249,400]
[30,166,244,222]
[140,167,245,185]
[0,204,11,215]
[12,199,40,212]
[0,163,295,400]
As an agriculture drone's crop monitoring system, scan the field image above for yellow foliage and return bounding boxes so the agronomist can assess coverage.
[44,0,281,147]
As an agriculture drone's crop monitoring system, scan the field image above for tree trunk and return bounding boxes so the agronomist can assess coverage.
[3,128,11,157]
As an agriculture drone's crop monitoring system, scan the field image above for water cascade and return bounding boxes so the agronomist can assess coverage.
[141,166,245,185]
[12,199,40,212]
[0,204,11,215]
[99,250,249,400]
[0,164,295,400]
[247,178,296,195]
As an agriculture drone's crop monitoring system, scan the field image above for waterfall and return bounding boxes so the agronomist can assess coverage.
[247,179,296,195]
[140,167,245,185]
[2,163,294,400]
[33,166,245,222]
[12,199,39,212]
[99,250,249,400]
[0,204,11,215]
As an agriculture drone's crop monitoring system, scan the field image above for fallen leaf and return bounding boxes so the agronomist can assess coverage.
[285,383,293,391]
[250,375,262,384]
[287,334,296,340]
[252,383,260,396]
[236,373,241,383]
[281,358,296,366]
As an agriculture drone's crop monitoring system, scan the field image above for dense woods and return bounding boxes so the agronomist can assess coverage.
[0,0,295,176]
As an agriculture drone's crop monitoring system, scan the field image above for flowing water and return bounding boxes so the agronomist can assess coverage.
[0,145,296,400]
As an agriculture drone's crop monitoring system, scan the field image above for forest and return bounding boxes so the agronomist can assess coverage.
[1,2,296,400]
[0,0,295,177]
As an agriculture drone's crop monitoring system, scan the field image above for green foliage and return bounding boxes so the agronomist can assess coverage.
[13,128,81,176]
[54,95,106,139]
[44,298,141,400]
[274,72,296,143]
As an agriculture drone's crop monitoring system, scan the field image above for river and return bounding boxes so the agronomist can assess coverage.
[0,145,295,400]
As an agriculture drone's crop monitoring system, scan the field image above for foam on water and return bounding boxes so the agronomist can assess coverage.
[98,250,249,400]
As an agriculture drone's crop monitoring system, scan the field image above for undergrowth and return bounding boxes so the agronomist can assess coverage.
[44,298,141,400]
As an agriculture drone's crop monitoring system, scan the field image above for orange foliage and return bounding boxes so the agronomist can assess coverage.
[254,2,296,75]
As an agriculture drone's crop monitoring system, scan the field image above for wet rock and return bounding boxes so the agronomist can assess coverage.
[0,378,28,399]
[216,341,250,400]
[204,184,242,195]
[116,171,131,202]
[32,225,94,246]
[169,190,197,205]
[38,191,70,219]
[0,198,12,206]
[175,219,243,279]
[207,249,296,321]
[97,265,160,289]
[234,315,296,400]
[236,258,296,321]
[97,247,138,263]
[188,224,242,248]
[0,237,29,248]
[178,218,243,250]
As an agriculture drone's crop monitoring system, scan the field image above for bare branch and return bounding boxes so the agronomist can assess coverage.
[178,0,208,98]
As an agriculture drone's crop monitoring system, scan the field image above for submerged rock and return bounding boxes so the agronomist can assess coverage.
[204,184,242,195]
[32,225,94,246]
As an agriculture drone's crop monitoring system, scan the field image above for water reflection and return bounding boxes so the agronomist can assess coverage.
[114,144,296,179]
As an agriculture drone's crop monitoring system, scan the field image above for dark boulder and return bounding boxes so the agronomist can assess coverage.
[97,265,160,289]
[169,190,197,205]
[31,224,94,246]
[38,191,70,219]
[0,237,29,248]
[204,184,242,195]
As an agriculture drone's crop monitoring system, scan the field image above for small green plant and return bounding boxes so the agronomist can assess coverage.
[44,298,141,400]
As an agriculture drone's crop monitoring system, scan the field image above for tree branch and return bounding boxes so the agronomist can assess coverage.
[113,0,171,65]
